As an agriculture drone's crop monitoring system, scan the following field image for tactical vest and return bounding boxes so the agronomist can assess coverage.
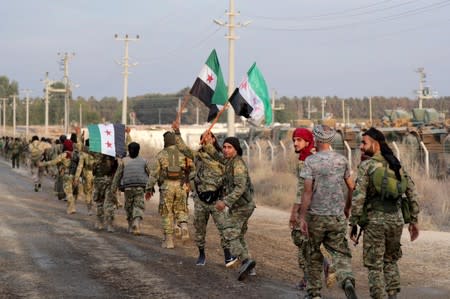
[165,147,184,180]
[93,155,117,177]
[121,156,148,188]
[68,150,80,175]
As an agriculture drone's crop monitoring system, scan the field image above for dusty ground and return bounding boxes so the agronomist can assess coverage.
[0,159,449,298]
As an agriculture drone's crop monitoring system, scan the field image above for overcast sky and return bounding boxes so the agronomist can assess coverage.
[1,0,449,100]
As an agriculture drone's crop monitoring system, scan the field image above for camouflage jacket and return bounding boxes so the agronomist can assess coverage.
[203,144,254,209]
[175,134,223,193]
[351,153,420,225]
[74,151,96,180]
[295,160,306,204]
[146,145,194,191]
[41,151,72,174]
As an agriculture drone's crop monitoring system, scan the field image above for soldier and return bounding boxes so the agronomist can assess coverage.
[298,125,357,299]
[111,142,151,235]
[145,131,192,249]
[10,137,23,169]
[172,123,237,267]
[40,139,78,214]
[203,134,256,281]
[28,135,51,192]
[350,127,420,299]
[92,153,118,232]
[73,139,96,215]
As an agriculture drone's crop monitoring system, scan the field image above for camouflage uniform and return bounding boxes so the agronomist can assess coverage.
[41,151,77,214]
[111,156,151,233]
[74,150,96,214]
[300,151,355,297]
[10,139,22,168]
[92,154,118,230]
[146,144,191,240]
[29,140,51,190]
[204,143,255,262]
[350,153,420,299]
[175,134,229,250]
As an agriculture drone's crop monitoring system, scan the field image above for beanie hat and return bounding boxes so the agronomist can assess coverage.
[128,142,140,158]
[362,127,386,143]
[312,125,336,144]
[163,131,176,148]
[292,128,314,161]
[223,137,243,156]
[63,139,73,152]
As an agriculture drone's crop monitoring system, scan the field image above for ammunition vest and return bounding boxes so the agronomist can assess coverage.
[121,156,148,188]
[93,155,117,177]
[165,147,184,180]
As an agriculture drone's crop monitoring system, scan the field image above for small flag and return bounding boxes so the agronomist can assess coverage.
[229,63,272,126]
[88,123,126,157]
[190,49,228,121]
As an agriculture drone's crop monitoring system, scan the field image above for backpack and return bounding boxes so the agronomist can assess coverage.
[165,148,183,180]
[68,150,80,176]
[30,142,43,162]
[371,163,407,201]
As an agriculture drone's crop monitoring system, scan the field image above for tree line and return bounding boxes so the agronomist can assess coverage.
[1,75,449,127]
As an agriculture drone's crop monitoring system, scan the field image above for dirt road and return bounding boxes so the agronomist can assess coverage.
[0,160,449,298]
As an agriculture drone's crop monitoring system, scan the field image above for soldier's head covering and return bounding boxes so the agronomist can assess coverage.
[31,135,39,142]
[163,131,176,148]
[63,139,73,152]
[201,131,222,152]
[128,142,140,158]
[292,128,314,161]
[363,127,402,180]
[312,125,336,144]
[223,137,243,156]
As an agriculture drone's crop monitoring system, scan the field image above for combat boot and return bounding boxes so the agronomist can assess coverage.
[237,259,256,281]
[106,219,115,233]
[86,203,93,216]
[196,247,206,266]
[95,217,104,230]
[162,234,175,249]
[127,220,133,233]
[174,225,182,239]
[132,218,141,236]
[224,248,238,267]
[343,279,358,299]
[387,290,398,299]
[180,222,190,242]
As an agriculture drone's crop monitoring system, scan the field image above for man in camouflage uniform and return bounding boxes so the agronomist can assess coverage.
[299,125,357,299]
[10,137,23,169]
[145,131,192,248]
[350,128,420,299]
[112,142,150,235]
[28,135,51,192]
[40,139,78,214]
[173,123,236,267]
[203,135,256,281]
[92,153,118,232]
[73,139,96,216]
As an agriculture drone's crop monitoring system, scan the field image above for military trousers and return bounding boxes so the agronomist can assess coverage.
[62,174,76,214]
[159,181,188,235]
[222,202,255,261]
[306,214,354,297]
[363,211,403,299]
[81,171,94,209]
[124,187,145,222]
[93,176,116,222]
[194,196,229,249]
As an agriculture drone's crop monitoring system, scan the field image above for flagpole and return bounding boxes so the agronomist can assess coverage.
[200,103,230,144]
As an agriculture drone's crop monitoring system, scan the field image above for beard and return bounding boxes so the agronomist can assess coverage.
[364,145,375,157]
[295,149,300,153]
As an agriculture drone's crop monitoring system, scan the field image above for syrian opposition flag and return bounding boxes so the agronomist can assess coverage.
[229,63,272,126]
[88,123,126,158]
[190,49,227,122]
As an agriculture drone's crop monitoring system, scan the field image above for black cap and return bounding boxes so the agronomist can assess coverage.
[223,137,243,156]
[363,127,386,143]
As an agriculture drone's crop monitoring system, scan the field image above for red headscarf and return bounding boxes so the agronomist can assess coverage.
[63,139,73,152]
[292,128,314,161]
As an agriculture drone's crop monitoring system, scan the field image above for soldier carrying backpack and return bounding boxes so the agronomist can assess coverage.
[350,127,420,299]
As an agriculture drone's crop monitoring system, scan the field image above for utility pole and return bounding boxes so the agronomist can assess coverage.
[416,67,433,109]
[307,97,311,120]
[58,52,75,134]
[369,96,373,126]
[12,94,16,138]
[115,34,139,125]
[0,98,6,135]
[42,72,65,136]
[321,97,326,120]
[214,0,251,136]
[21,89,32,140]
[342,99,345,128]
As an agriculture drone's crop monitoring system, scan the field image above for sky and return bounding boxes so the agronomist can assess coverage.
[1,0,449,101]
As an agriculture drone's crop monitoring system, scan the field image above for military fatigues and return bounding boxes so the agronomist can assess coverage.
[146,145,191,238]
[92,154,118,229]
[74,151,96,214]
[205,144,255,261]
[41,151,77,214]
[175,134,229,250]
[350,153,420,299]
[300,151,355,298]
[10,139,22,168]
[112,156,150,231]
[29,140,51,190]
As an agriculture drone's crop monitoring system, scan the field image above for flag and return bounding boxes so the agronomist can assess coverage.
[190,49,227,121]
[88,123,126,158]
[229,63,272,126]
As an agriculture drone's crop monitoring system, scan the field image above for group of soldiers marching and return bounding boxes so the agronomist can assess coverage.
[1,123,420,297]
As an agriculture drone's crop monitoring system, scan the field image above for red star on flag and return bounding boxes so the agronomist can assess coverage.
[240,80,248,90]
[206,73,214,83]
[105,130,111,136]
[106,141,112,148]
